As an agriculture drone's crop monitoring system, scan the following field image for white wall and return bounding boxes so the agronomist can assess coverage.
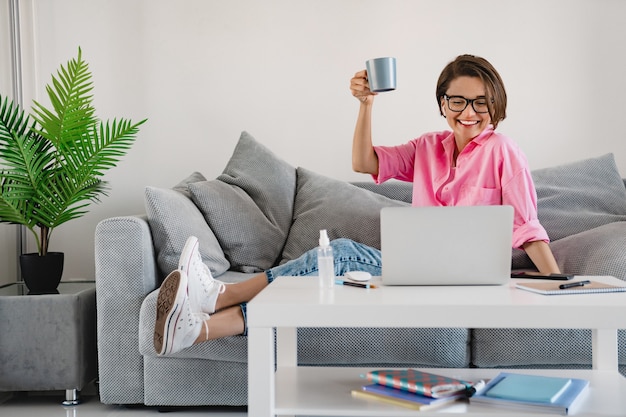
[4,0,626,280]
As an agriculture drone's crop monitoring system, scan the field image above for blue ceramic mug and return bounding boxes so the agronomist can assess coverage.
[366,57,397,92]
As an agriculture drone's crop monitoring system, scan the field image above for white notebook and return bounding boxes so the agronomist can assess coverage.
[516,279,626,295]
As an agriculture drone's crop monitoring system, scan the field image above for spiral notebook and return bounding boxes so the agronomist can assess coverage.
[515,278,626,295]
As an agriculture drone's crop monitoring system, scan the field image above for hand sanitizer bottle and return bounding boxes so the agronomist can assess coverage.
[317,229,335,289]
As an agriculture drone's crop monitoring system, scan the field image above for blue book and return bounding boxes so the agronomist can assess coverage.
[470,372,589,415]
[486,373,571,403]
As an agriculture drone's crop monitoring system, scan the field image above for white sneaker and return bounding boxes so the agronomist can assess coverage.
[178,236,226,314]
[154,270,209,356]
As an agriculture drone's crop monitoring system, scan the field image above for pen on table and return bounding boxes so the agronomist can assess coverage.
[465,380,486,397]
[559,280,591,290]
[335,279,377,289]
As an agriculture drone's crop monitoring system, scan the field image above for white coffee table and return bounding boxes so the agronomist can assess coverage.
[247,276,626,416]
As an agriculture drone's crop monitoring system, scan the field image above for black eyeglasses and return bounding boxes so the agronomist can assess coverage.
[443,95,491,114]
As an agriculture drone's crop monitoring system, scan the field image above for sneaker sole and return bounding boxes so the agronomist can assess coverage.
[178,236,199,274]
[154,270,188,355]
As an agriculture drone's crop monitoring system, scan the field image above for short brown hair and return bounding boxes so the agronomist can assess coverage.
[436,55,507,128]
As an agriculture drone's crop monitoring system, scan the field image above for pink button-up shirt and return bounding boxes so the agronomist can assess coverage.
[373,127,549,248]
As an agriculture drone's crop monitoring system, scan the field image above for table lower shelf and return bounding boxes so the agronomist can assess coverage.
[273,366,626,416]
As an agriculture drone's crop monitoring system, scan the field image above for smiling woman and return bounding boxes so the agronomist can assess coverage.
[349,53,561,276]
[435,55,508,153]
[436,54,507,128]
[440,76,493,152]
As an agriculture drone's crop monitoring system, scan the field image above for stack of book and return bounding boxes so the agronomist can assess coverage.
[470,372,589,415]
[351,369,475,411]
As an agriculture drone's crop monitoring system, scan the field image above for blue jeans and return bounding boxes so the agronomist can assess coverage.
[239,238,382,334]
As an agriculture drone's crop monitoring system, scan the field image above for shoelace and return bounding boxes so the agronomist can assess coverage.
[200,315,209,342]
[193,255,225,295]
[193,312,210,342]
[177,303,209,329]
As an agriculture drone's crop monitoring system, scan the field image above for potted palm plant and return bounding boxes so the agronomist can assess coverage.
[0,48,146,292]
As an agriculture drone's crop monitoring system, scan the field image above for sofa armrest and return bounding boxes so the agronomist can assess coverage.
[95,215,158,404]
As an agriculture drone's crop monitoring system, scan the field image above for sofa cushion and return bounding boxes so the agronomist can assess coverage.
[281,167,409,263]
[550,221,626,280]
[145,173,230,278]
[190,180,287,272]
[172,171,206,197]
[298,327,470,368]
[533,153,626,241]
[475,328,625,368]
[352,181,413,203]
[189,131,296,272]
[139,291,470,368]
[472,328,592,368]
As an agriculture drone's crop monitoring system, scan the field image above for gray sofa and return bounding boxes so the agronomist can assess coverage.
[95,132,626,407]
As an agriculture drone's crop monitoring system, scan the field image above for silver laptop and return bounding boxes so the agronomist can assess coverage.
[380,205,513,285]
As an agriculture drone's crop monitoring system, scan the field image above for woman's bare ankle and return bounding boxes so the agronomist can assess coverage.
[205,306,245,339]
[215,273,269,311]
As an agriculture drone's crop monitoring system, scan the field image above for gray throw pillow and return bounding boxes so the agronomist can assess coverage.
[280,167,409,263]
[533,153,626,241]
[550,222,626,280]
[189,131,296,272]
[172,171,207,198]
[145,174,230,278]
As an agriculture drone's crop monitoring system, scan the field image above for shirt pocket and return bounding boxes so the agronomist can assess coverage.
[458,185,502,206]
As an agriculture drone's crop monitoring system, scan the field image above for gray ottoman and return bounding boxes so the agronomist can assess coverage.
[0,281,97,404]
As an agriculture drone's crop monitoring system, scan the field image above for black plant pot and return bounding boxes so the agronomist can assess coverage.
[20,252,64,294]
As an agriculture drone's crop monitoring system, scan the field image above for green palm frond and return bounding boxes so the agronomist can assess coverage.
[0,48,146,255]
[31,47,96,148]
[33,171,106,227]
[0,99,55,228]
[0,95,31,141]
